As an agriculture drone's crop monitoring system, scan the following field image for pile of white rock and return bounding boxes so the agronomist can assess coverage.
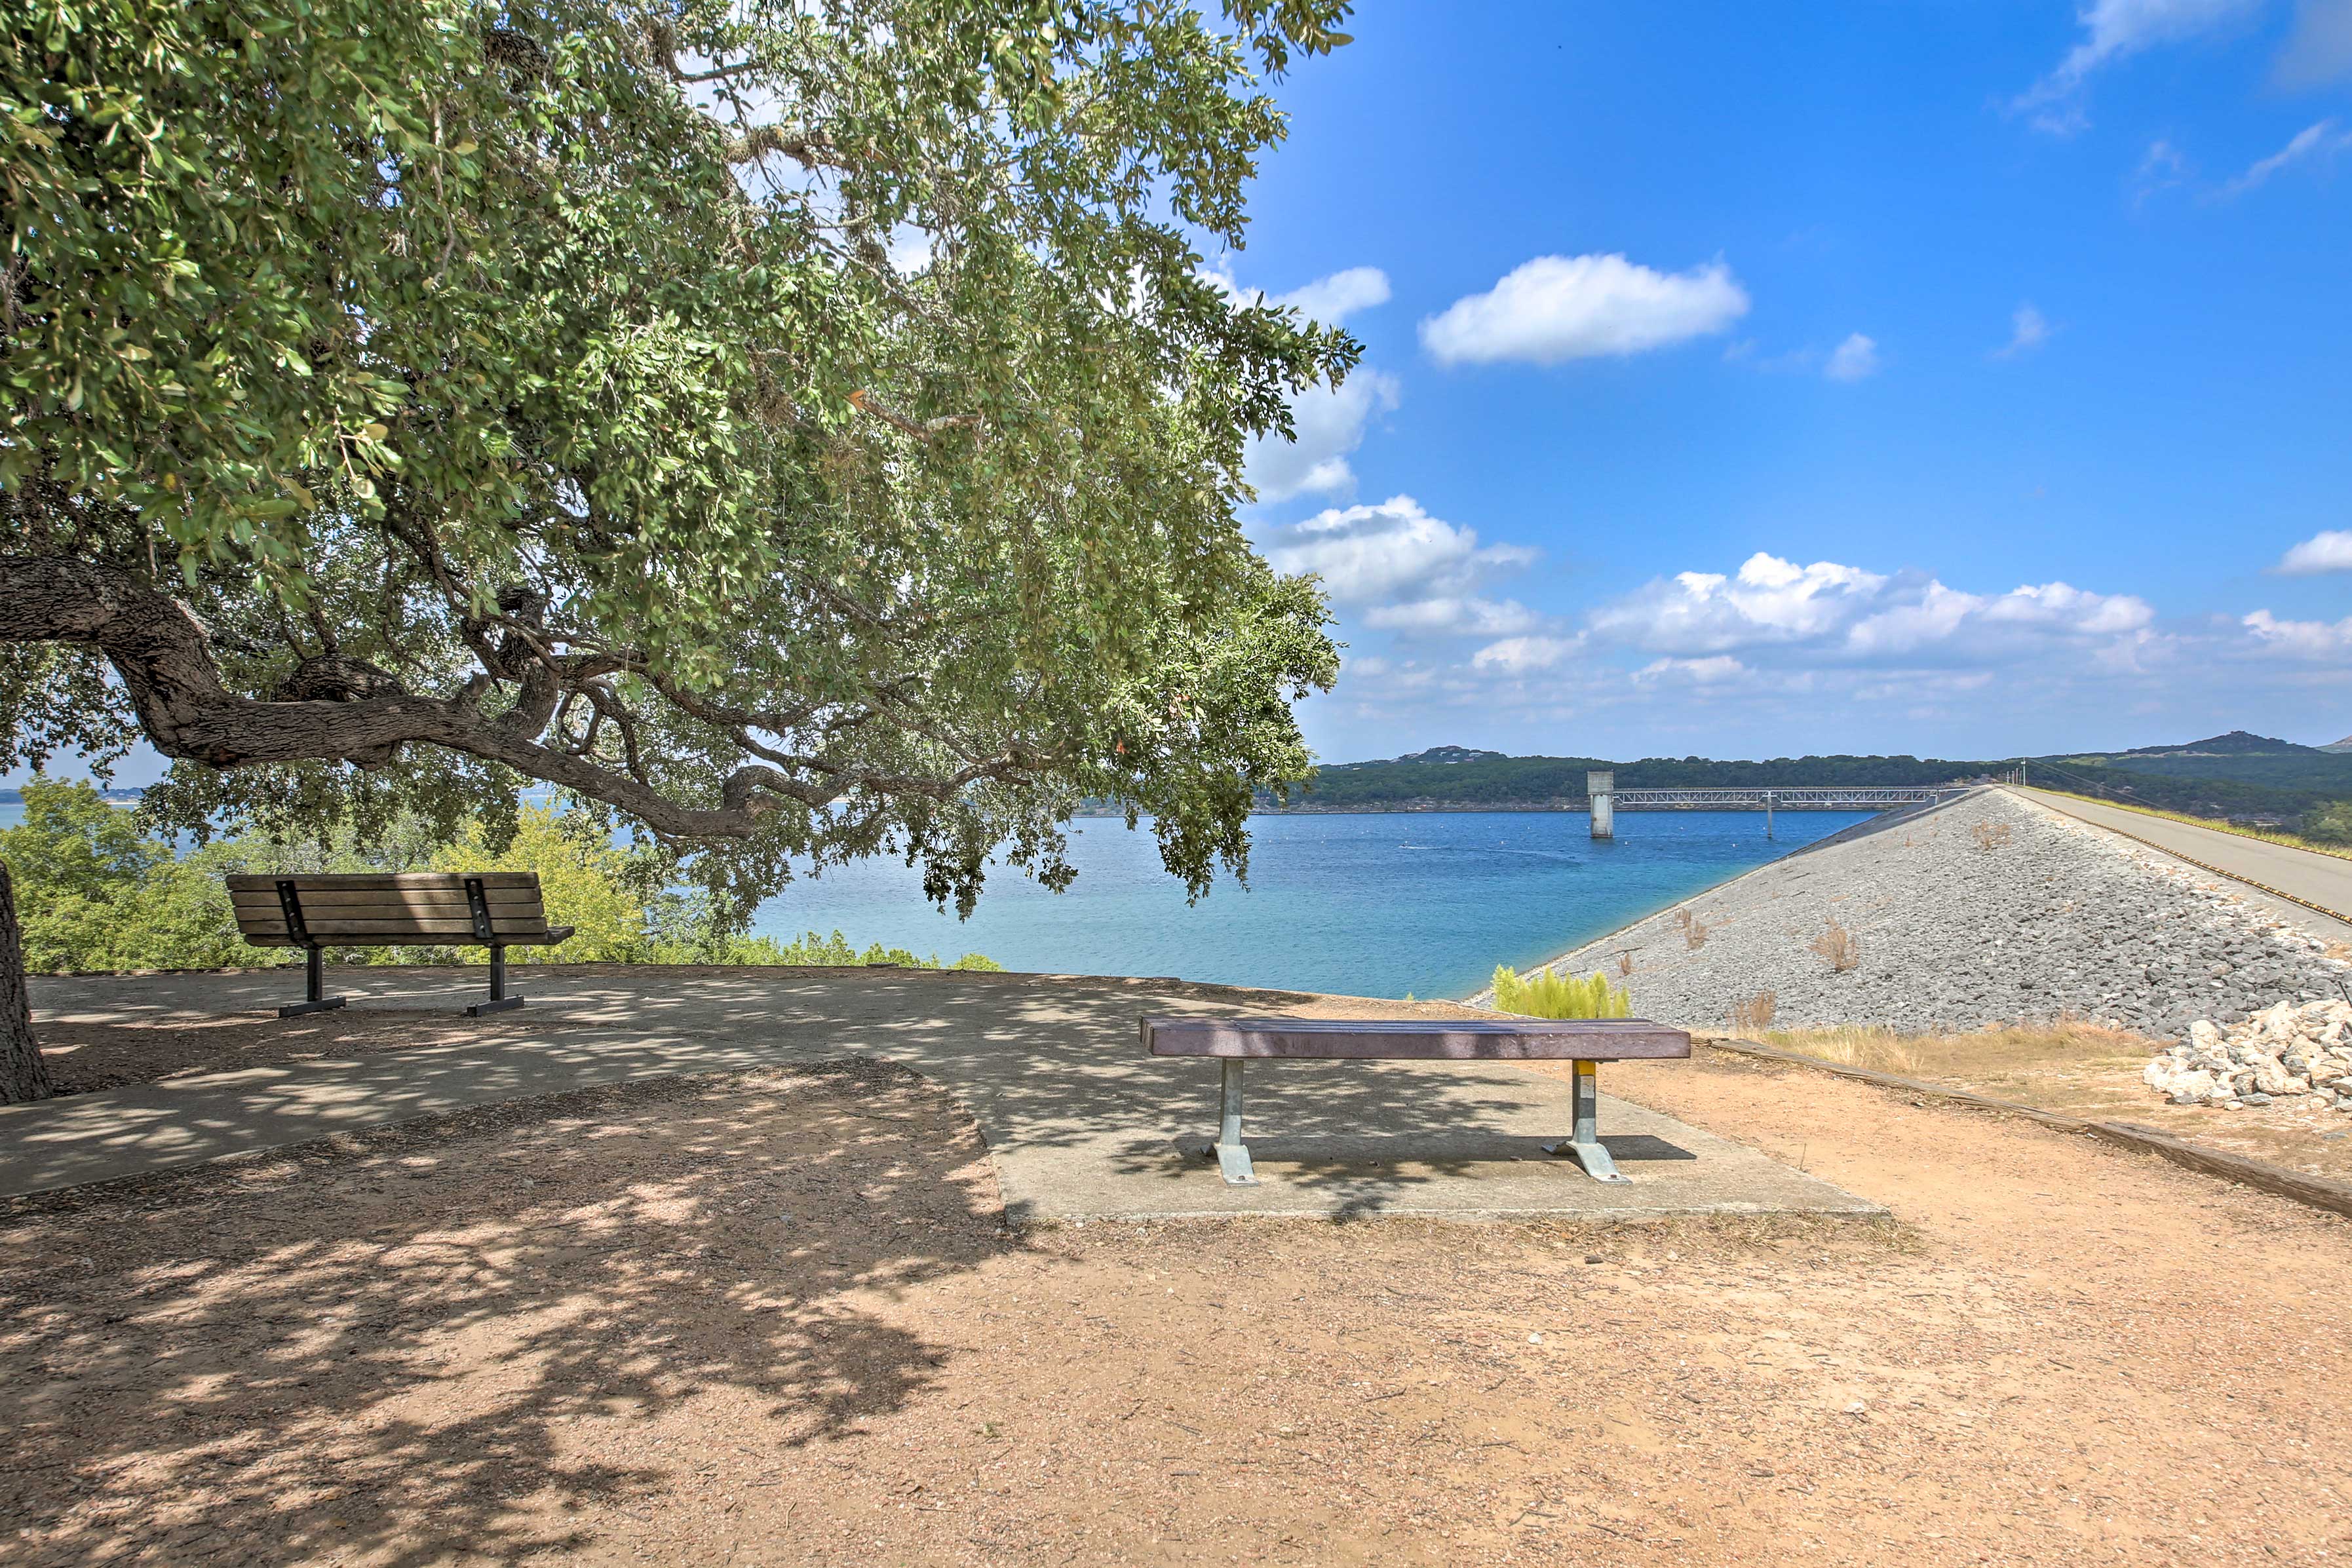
[2143,999,2352,1111]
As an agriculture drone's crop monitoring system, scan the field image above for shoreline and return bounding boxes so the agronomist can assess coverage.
[1459,793,1969,1005]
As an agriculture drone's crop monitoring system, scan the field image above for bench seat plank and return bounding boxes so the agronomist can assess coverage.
[1143,1017,1689,1061]
[241,926,574,948]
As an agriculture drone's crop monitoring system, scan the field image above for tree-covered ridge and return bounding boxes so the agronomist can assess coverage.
[1267,752,2001,810]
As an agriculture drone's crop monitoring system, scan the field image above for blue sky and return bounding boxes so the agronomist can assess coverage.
[19,1,2351,792]
[1225,0,2352,763]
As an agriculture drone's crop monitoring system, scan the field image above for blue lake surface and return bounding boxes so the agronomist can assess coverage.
[0,799,1871,1000]
[748,810,1873,1001]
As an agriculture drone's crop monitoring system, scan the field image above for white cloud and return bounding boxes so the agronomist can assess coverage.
[2222,119,2352,195]
[1472,636,1585,675]
[1591,553,1889,654]
[1589,551,2155,668]
[2277,0,2352,86]
[1366,596,1545,636]
[1995,304,2052,358]
[2244,607,2352,656]
[2133,139,2195,204]
[1419,254,1750,367]
[2018,0,2266,130]
[1260,495,1539,609]
[1244,368,1401,503]
[2278,529,2352,573]
[1226,266,1399,502]
[884,226,935,277]
[1824,333,1880,382]
[1273,267,1391,326]
[1633,655,1748,687]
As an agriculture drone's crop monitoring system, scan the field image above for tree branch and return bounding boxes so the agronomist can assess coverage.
[0,556,1051,842]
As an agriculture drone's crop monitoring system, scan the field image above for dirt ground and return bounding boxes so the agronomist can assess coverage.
[28,1001,564,1095]
[1739,1023,2352,1183]
[28,963,909,1095]
[7,1049,2351,1567]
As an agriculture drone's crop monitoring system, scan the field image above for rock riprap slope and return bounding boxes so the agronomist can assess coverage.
[2142,1000,2352,1111]
[1537,789,2351,1038]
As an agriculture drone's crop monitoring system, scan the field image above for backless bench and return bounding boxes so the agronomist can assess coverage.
[1142,1017,1691,1185]
[228,872,575,1018]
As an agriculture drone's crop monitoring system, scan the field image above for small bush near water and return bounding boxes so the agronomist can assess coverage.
[1491,965,1632,1020]
[0,780,1001,974]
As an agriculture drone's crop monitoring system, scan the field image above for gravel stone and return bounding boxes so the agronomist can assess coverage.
[1533,790,2352,1036]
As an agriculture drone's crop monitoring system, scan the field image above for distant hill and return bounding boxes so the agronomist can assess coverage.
[2115,729,2323,758]
[2323,735,2352,755]
[2042,731,2352,803]
[1327,746,1508,769]
[0,786,143,807]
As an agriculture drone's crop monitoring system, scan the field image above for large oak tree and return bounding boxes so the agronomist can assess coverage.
[0,0,1358,1099]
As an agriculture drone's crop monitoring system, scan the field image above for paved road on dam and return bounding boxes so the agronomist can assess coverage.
[2020,786,2352,935]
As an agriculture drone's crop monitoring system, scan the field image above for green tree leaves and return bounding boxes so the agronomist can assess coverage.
[5,0,1357,927]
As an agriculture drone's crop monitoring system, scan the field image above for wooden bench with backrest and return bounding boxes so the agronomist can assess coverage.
[227,872,575,1018]
[1142,1016,1691,1186]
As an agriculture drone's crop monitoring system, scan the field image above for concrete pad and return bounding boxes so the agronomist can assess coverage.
[4,967,1879,1221]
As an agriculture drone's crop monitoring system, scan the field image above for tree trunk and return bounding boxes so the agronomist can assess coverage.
[0,860,52,1103]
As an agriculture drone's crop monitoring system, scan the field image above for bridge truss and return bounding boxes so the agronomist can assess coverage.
[1609,786,1963,811]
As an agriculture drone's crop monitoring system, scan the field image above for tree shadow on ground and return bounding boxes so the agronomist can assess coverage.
[0,1058,1009,1567]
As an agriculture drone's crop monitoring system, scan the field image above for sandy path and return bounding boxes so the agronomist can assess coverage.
[7,1046,2349,1565]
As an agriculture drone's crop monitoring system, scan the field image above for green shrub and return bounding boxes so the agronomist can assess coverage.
[668,929,1004,972]
[2302,801,2352,847]
[0,780,246,970]
[1491,965,1631,1020]
[0,782,1004,974]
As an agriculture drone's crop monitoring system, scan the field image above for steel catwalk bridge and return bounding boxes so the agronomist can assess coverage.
[1607,786,1965,811]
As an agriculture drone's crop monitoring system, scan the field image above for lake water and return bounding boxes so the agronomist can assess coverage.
[748,810,1872,1000]
[0,799,1871,999]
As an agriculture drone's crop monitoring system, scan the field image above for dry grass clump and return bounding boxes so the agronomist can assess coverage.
[1811,918,1860,973]
[1761,1025,1923,1075]
[1674,907,1714,950]
[1758,1020,2158,1082]
[1728,989,1777,1035]
[1616,950,1636,978]
[1970,820,2013,852]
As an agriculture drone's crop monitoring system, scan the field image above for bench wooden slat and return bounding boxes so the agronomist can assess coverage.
[238,917,550,937]
[1142,1017,1689,1061]
[229,894,545,921]
[225,871,543,892]
[229,887,544,908]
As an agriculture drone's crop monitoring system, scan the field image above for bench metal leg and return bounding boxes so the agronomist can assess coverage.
[465,944,526,1017]
[1543,1059,1629,1183]
[1202,1057,1258,1185]
[279,946,347,1019]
